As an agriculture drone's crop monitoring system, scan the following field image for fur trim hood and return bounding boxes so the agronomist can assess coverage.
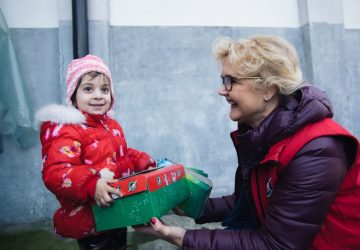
[34,104,86,129]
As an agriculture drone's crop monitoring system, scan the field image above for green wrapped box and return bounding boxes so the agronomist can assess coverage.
[93,165,190,231]
[179,167,212,219]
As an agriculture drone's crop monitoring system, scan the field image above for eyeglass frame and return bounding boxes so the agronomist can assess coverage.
[221,75,261,91]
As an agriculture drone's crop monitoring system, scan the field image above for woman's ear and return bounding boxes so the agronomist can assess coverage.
[264,85,278,101]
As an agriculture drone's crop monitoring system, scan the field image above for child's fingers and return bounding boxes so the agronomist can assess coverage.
[100,198,112,207]
[98,190,114,207]
[106,178,118,184]
[106,185,122,197]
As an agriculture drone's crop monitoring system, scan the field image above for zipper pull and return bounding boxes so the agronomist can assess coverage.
[100,119,109,131]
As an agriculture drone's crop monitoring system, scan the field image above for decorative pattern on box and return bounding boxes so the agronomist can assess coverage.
[93,164,190,231]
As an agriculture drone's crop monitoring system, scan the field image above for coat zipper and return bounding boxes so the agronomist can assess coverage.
[100,119,109,131]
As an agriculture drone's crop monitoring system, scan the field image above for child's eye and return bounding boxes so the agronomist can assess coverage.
[102,88,110,93]
[83,86,92,92]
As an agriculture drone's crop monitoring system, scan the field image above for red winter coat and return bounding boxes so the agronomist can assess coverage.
[36,104,155,239]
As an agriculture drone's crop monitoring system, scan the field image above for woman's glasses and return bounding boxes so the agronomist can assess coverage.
[221,75,260,91]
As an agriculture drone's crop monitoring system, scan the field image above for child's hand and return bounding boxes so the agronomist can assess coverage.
[94,178,121,207]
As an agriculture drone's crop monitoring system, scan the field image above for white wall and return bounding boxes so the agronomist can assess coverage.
[343,0,360,29]
[1,0,359,29]
[109,0,300,27]
[0,0,60,27]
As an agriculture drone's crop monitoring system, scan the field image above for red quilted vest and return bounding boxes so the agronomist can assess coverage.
[252,118,360,249]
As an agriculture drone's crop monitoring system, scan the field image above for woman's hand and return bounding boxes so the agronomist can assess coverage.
[94,178,121,207]
[134,217,186,247]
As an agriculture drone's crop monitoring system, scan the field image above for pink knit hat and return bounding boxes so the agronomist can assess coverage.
[65,55,114,107]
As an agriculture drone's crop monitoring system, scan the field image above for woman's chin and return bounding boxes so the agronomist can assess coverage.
[229,113,240,122]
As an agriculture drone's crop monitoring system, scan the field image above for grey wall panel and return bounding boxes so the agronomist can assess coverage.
[303,23,351,128]
[0,28,62,224]
[345,29,360,136]
[89,20,110,65]
[0,25,359,225]
[109,26,305,196]
[110,27,237,195]
[58,20,74,103]
[10,28,62,108]
[0,138,58,224]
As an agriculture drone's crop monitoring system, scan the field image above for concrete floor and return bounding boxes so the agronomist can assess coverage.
[0,214,223,249]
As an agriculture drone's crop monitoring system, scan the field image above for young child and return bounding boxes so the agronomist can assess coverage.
[35,55,155,249]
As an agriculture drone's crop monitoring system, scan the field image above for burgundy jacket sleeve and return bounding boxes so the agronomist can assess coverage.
[195,194,235,224]
[183,136,350,250]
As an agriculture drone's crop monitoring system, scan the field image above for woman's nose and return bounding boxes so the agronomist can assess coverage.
[218,85,228,96]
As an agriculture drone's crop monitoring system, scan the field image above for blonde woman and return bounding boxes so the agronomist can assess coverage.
[136,35,360,250]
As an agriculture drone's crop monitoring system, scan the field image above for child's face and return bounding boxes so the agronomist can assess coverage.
[74,73,112,115]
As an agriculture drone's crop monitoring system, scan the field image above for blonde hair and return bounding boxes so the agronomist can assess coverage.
[212,35,302,95]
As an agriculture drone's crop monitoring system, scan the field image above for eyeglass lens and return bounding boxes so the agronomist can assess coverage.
[221,75,234,91]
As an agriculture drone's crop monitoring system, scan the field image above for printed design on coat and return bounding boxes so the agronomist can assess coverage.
[80,124,88,130]
[41,155,48,171]
[99,168,115,180]
[89,168,97,175]
[84,159,93,165]
[62,168,73,188]
[69,205,84,216]
[59,141,81,158]
[52,124,64,137]
[62,178,72,188]
[121,168,131,178]
[112,129,121,136]
[45,128,51,140]
[90,140,99,149]
[119,145,124,157]
[106,152,116,164]
[266,177,273,198]
[42,155,48,164]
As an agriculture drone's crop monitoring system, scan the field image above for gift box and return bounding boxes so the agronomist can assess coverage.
[93,164,190,231]
[178,167,213,219]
